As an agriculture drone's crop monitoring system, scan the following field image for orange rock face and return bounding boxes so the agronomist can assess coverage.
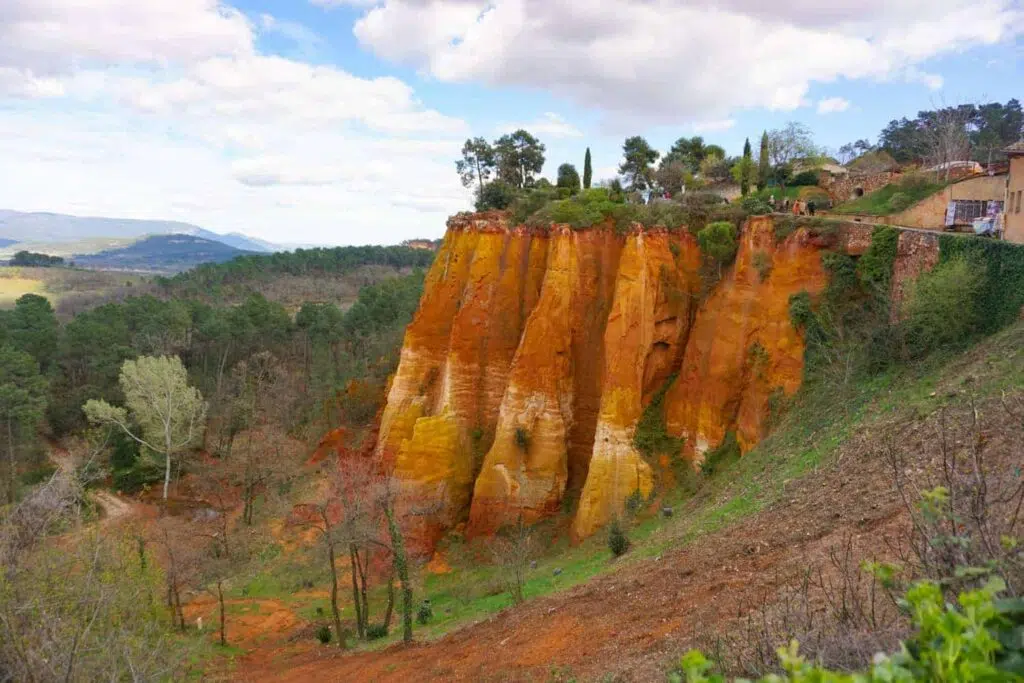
[373,212,936,545]
[664,216,829,458]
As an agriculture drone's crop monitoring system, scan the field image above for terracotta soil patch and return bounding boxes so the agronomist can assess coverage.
[233,425,908,683]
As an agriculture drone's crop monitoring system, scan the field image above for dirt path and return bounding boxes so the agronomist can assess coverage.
[234,425,907,683]
[46,440,136,522]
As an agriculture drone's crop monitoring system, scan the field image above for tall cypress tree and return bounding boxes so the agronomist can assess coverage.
[757,131,770,192]
[583,147,593,189]
[741,138,753,197]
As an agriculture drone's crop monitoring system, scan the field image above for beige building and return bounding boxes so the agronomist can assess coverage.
[1005,141,1024,244]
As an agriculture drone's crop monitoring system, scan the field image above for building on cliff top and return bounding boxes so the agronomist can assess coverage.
[1004,141,1024,244]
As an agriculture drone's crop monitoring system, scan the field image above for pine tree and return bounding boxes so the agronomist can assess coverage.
[741,138,753,196]
[757,131,770,192]
[583,147,593,189]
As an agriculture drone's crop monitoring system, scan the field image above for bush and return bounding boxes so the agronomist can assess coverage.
[902,255,985,356]
[416,600,433,625]
[366,623,388,640]
[607,518,630,557]
[886,191,912,212]
[671,577,1018,683]
[316,625,332,644]
[697,222,738,275]
[514,426,530,452]
[476,180,518,211]
[741,195,772,216]
[790,170,819,186]
[699,431,740,475]
[752,251,772,282]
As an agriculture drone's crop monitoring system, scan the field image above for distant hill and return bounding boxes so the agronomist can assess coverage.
[0,210,278,253]
[0,238,16,248]
[73,234,254,273]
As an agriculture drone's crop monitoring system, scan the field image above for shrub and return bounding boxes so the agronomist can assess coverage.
[790,170,819,186]
[698,222,739,278]
[856,226,899,293]
[902,255,985,356]
[316,625,332,644]
[741,195,772,216]
[699,431,740,475]
[416,600,433,625]
[752,251,772,282]
[366,623,388,640]
[477,180,518,211]
[671,577,1016,683]
[632,374,683,462]
[624,489,644,516]
[607,518,630,557]
[514,426,530,452]
[886,191,912,212]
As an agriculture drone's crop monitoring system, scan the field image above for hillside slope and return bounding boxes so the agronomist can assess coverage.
[238,320,1023,682]
[0,209,276,252]
[73,234,253,273]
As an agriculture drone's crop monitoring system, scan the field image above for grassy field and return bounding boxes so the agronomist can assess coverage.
[215,321,1024,663]
[832,178,946,216]
[0,266,152,315]
[0,270,45,306]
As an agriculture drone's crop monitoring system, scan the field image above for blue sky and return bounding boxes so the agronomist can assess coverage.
[0,0,1020,246]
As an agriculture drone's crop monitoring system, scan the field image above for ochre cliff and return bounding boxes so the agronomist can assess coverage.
[373,212,938,545]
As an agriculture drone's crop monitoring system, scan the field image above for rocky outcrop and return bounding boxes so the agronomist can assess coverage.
[372,212,939,546]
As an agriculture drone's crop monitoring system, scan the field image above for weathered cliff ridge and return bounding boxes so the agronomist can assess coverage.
[374,212,937,545]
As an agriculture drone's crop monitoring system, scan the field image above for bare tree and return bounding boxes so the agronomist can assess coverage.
[490,516,535,605]
[924,105,972,180]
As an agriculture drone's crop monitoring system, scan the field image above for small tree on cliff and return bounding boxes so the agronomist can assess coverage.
[556,163,581,194]
[456,137,496,200]
[619,136,660,193]
[583,147,593,189]
[84,355,206,501]
[757,131,770,191]
[732,138,754,196]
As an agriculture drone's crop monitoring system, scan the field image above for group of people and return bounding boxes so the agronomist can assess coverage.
[768,194,830,216]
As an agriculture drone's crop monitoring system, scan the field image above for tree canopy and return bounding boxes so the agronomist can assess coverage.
[619,136,660,192]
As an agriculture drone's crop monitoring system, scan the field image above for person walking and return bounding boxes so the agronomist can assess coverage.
[807,200,816,216]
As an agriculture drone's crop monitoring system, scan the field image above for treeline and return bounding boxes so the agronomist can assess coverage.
[859,99,1023,165]
[8,251,66,267]
[0,269,425,498]
[458,123,825,222]
[157,244,436,297]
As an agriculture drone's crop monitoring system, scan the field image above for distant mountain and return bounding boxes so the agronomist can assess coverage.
[0,210,278,253]
[0,238,16,248]
[73,234,254,274]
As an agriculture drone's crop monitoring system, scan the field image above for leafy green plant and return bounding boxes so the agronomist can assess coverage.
[699,431,740,476]
[632,374,683,463]
[670,577,1016,682]
[316,624,332,644]
[697,221,738,281]
[416,600,433,625]
[365,623,388,640]
[886,191,912,212]
[902,255,985,356]
[752,251,772,282]
[514,426,530,452]
[607,518,630,557]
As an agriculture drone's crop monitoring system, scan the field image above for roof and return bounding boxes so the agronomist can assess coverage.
[1005,140,1024,156]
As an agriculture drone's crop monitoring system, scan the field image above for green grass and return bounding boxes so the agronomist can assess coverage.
[832,180,946,216]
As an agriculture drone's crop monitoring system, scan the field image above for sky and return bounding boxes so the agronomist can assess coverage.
[0,1,1021,246]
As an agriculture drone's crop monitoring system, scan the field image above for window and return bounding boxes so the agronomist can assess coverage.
[1017,190,1022,214]
[953,200,987,223]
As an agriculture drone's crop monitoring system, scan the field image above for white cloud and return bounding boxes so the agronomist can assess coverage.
[347,0,1021,122]
[0,0,471,245]
[691,119,736,133]
[817,97,851,114]
[499,112,582,138]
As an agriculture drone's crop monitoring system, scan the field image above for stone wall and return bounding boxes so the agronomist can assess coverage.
[822,171,897,203]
